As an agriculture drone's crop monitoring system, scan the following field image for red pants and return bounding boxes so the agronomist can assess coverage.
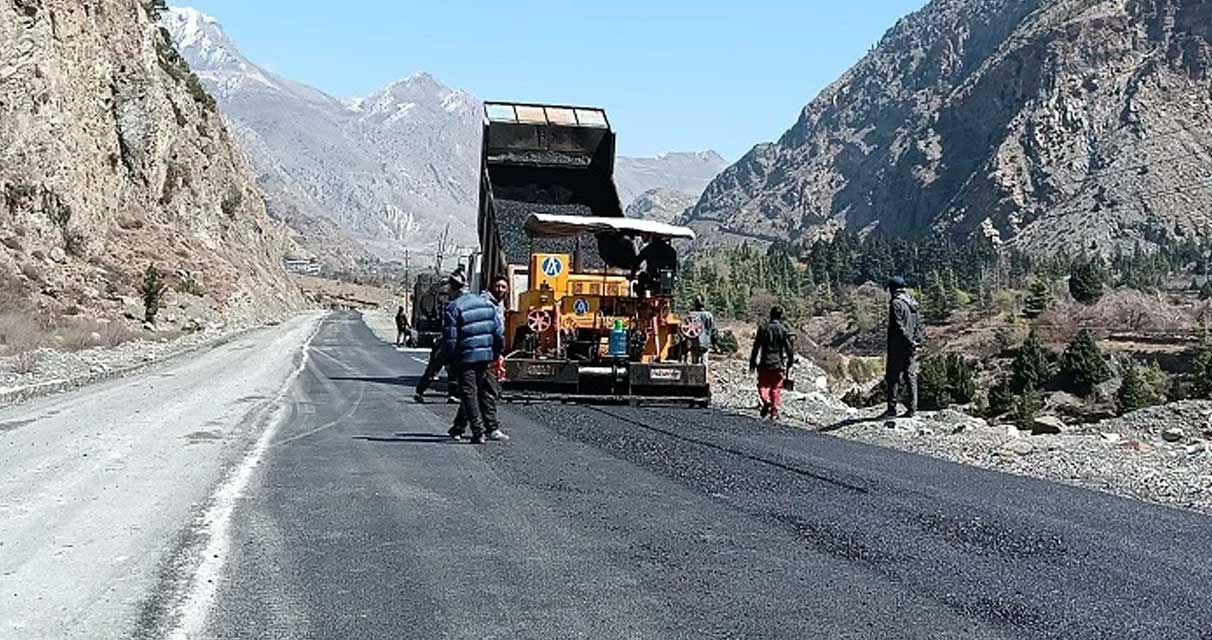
[757,368,786,419]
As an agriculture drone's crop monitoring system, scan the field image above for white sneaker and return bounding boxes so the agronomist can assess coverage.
[485,430,510,442]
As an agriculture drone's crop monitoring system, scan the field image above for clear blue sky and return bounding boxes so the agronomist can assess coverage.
[181,0,927,159]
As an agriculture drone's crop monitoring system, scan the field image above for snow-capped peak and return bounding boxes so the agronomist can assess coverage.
[163,6,217,50]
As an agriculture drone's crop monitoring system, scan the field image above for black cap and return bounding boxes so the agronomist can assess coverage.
[447,270,467,288]
[888,276,908,291]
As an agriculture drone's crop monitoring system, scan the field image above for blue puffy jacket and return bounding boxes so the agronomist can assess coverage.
[443,291,504,366]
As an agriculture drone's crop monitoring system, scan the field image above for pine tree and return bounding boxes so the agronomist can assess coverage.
[1011,331,1054,392]
[140,264,166,324]
[1023,274,1054,319]
[1014,385,1042,430]
[986,376,1015,416]
[924,271,953,324]
[1200,279,1212,301]
[1116,360,1153,415]
[1192,333,1212,399]
[1069,255,1108,304]
[1060,329,1112,395]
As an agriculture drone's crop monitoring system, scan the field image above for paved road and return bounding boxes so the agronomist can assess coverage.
[0,314,323,640]
[5,311,1212,639]
[165,313,1212,639]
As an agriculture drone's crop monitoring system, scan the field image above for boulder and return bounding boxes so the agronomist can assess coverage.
[1100,432,1122,444]
[1161,428,1184,443]
[49,247,66,263]
[1031,415,1066,435]
[1045,391,1085,413]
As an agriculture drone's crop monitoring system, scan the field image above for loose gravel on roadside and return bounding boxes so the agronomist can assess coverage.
[708,353,1212,514]
[0,319,268,407]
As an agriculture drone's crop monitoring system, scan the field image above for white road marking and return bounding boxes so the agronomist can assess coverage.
[166,321,321,640]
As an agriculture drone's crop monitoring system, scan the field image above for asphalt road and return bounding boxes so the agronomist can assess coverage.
[161,312,1212,639]
[5,311,1212,639]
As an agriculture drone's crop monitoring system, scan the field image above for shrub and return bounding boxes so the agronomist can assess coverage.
[918,353,976,410]
[1059,329,1111,395]
[140,264,167,324]
[13,351,38,375]
[714,329,738,355]
[1013,385,1042,430]
[178,272,205,297]
[1011,331,1054,392]
[63,229,86,257]
[221,187,243,219]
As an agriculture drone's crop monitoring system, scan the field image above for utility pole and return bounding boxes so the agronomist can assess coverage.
[434,223,454,274]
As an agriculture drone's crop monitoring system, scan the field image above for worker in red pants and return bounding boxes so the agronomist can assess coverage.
[749,305,796,420]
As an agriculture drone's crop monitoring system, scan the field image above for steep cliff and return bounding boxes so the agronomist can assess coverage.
[686,0,1212,254]
[0,0,301,327]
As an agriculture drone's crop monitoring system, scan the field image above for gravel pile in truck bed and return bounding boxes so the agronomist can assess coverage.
[494,198,609,270]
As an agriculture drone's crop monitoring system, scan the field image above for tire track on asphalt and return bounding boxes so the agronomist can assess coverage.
[585,406,871,494]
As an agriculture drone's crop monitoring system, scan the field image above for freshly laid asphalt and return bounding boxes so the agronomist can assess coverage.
[194,312,1212,639]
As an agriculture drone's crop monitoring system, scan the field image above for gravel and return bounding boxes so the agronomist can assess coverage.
[0,317,269,408]
[494,198,610,269]
[709,353,1212,514]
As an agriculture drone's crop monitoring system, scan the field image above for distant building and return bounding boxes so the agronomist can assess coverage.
[283,258,321,275]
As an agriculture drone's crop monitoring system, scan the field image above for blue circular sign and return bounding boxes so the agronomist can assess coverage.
[573,298,590,315]
[541,256,564,277]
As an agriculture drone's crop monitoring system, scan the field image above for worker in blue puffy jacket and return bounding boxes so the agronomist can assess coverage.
[442,270,507,444]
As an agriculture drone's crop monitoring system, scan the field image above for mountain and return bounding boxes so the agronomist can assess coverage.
[163,7,481,266]
[0,0,300,325]
[164,7,725,264]
[686,0,1212,254]
[625,189,702,224]
[615,151,729,208]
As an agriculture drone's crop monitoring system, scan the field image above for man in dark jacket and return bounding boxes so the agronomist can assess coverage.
[634,235,678,296]
[686,295,716,365]
[884,276,923,418]
[395,306,411,347]
[749,305,796,420]
[443,271,507,444]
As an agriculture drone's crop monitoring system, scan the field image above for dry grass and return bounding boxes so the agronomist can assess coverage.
[13,351,38,375]
[57,319,142,352]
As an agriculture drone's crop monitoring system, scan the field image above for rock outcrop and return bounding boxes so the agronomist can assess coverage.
[624,188,701,223]
[0,0,301,324]
[686,0,1212,254]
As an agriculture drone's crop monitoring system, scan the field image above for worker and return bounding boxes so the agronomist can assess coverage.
[443,270,507,444]
[634,235,678,296]
[749,305,796,421]
[884,276,923,418]
[686,295,716,365]
[450,274,510,437]
[394,305,411,347]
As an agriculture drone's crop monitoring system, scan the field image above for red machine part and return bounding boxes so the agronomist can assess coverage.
[681,317,704,339]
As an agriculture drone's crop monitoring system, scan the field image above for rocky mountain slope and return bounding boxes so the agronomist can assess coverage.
[0,0,300,328]
[686,0,1212,253]
[166,7,724,260]
[163,7,480,265]
[615,150,729,207]
[625,188,702,223]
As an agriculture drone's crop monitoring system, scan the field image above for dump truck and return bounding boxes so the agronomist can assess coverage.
[410,272,449,348]
[476,101,709,405]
